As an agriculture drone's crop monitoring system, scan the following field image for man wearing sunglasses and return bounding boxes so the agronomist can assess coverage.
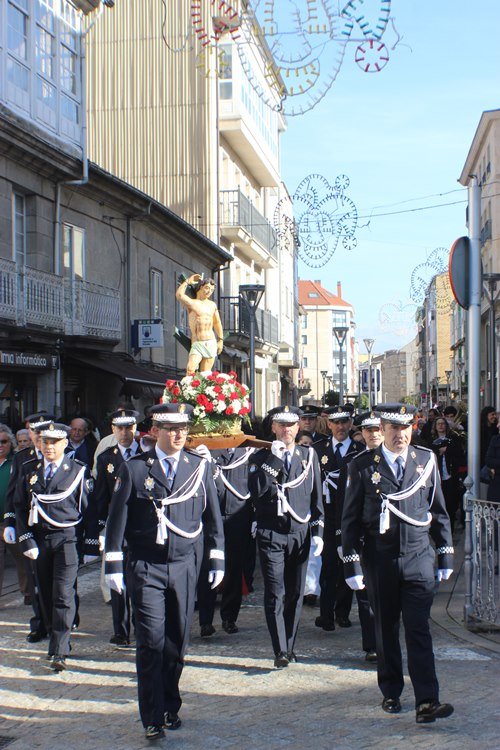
[104,402,224,741]
[314,404,365,631]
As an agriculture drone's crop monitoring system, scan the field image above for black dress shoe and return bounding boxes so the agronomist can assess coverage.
[50,656,66,672]
[287,651,297,663]
[24,595,33,606]
[110,635,131,647]
[222,620,238,634]
[27,631,46,643]
[303,594,317,607]
[335,616,352,628]
[164,712,181,730]
[315,616,335,631]
[382,697,401,714]
[145,725,165,740]
[200,624,216,637]
[416,701,454,723]
[273,651,289,669]
[365,650,377,662]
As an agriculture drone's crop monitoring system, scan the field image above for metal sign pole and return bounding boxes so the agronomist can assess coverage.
[468,177,482,495]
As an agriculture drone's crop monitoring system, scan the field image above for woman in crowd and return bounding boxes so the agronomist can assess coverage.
[480,406,498,467]
[430,417,466,532]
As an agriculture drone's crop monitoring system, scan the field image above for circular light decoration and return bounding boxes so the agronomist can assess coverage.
[410,247,453,310]
[378,299,418,339]
[191,0,241,48]
[355,39,389,72]
[274,173,358,267]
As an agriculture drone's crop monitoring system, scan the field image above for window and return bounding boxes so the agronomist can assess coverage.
[308,292,319,298]
[12,193,26,267]
[151,269,163,319]
[301,335,307,345]
[63,224,85,280]
[175,273,189,334]
[301,315,307,329]
[332,311,347,327]
[302,357,308,368]
[218,43,232,100]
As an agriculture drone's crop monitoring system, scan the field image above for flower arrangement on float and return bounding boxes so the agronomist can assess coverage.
[162,371,251,435]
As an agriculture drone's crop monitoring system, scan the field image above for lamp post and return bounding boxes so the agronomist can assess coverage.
[320,370,328,407]
[363,338,375,408]
[445,369,452,404]
[333,326,349,405]
[239,284,265,420]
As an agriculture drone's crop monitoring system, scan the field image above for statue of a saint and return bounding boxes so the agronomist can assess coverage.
[175,274,224,375]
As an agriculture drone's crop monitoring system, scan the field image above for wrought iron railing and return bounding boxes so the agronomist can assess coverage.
[464,488,500,628]
[0,259,121,340]
[220,189,277,259]
[219,295,279,346]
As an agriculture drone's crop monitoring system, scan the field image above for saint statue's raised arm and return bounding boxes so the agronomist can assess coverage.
[175,274,224,376]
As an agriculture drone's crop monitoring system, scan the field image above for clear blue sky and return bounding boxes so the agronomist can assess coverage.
[276,0,500,354]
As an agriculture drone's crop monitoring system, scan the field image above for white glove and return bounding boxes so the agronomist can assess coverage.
[208,569,224,590]
[312,536,324,557]
[3,526,16,544]
[336,545,343,561]
[23,547,39,560]
[105,573,125,594]
[437,569,453,582]
[83,555,99,564]
[251,521,257,538]
[346,575,365,590]
[98,533,106,552]
[195,444,211,461]
[271,440,287,459]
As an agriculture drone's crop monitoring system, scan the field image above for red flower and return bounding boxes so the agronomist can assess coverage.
[239,387,247,395]
[230,391,239,401]
[218,394,226,401]
[172,399,178,403]
[225,406,234,416]
[191,379,201,387]
[216,377,225,385]
[196,394,208,406]
[205,402,214,413]
[165,379,176,389]
[228,371,237,378]
[214,385,222,393]
[238,407,249,416]
[172,386,181,396]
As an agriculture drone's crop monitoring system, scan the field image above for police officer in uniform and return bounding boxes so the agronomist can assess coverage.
[342,404,454,723]
[3,412,55,641]
[314,404,365,630]
[92,408,140,646]
[298,405,329,442]
[249,405,324,668]
[14,422,95,671]
[104,403,224,741]
[197,445,256,636]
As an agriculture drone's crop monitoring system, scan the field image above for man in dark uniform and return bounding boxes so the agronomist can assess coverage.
[104,403,224,742]
[197,445,256,637]
[14,422,95,671]
[342,403,454,723]
[92,408,140,646]
[248,405,324,668]
[3,412,55,642]
[314,404,364,630]
[298,405,329,443]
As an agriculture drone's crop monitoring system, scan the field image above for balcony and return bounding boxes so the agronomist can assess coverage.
[220,190,278,268]
[0,258,121,340]
[219,295,279,351]
[297,378,312,397]
[480,219,492,247]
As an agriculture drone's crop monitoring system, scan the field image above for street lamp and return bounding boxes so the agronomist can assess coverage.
[333,326,349,404]
[239,284,265,420]
[445,369,452,404]
[320,370,328,407]
[363,338,375,409]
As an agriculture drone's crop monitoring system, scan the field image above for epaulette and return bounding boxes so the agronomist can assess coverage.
[352,448,376,468]
[73,458,86,467]
[183,448,203,460]
[22,456,39,468]
[412,444,432,454]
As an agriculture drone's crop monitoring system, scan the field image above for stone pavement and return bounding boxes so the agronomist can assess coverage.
[0,542,499,750]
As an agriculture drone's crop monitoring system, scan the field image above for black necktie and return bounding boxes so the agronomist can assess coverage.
[164,458,174,490]
[284,451,291,472]
[395,456,404,484]
[45,462,56,482]
[335,443,343,464]
[124,447,132,461]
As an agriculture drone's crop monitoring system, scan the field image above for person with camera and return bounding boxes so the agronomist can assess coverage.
[430,416,466,533]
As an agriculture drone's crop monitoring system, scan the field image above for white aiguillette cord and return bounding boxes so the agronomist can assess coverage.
[29,466,86,528]
[379,457,435,534]
[276,447,314,523]
[154,459,206,544]
[215,448,256,500]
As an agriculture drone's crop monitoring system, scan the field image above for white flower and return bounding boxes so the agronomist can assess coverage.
[180,376,194,386]
[215,400,227,414]
[231,399,242,413]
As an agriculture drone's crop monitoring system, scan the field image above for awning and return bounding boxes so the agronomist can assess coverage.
[223,346,249,363]
[66,353,179,388]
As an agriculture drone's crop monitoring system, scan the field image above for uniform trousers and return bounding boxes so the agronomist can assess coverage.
[362,542,439,707]
[110,549,131,638]
[319,518,353,621]
[34,529,79,656]
[257,526,310,656]
[127,553,197,728]
[355,587,376,652]
[198,509,250,626]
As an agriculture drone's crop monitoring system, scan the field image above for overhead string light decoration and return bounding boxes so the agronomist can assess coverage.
[410,247,453,311]
[274,173,358,268]
[378,299,418,339]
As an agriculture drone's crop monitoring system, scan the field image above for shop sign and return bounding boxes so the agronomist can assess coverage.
[0,350,58,370]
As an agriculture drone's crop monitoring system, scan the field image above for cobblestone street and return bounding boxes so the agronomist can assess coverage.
[0,550,498,750]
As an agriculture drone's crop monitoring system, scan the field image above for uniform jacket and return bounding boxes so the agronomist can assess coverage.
[314,437,365,526]
[3,446,40,529]
[92,444,142,532]
[14,456,94,554]
[212,447,254,518]
[104,448,224,576]
[248,444,324,537]
[341,444,454,579]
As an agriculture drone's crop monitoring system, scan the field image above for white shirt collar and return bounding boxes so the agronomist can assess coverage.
[118,442,138,458]
[155,445,181,473]
[43,456,65,471]
[331,437,351,454]
[381,444,408,468]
